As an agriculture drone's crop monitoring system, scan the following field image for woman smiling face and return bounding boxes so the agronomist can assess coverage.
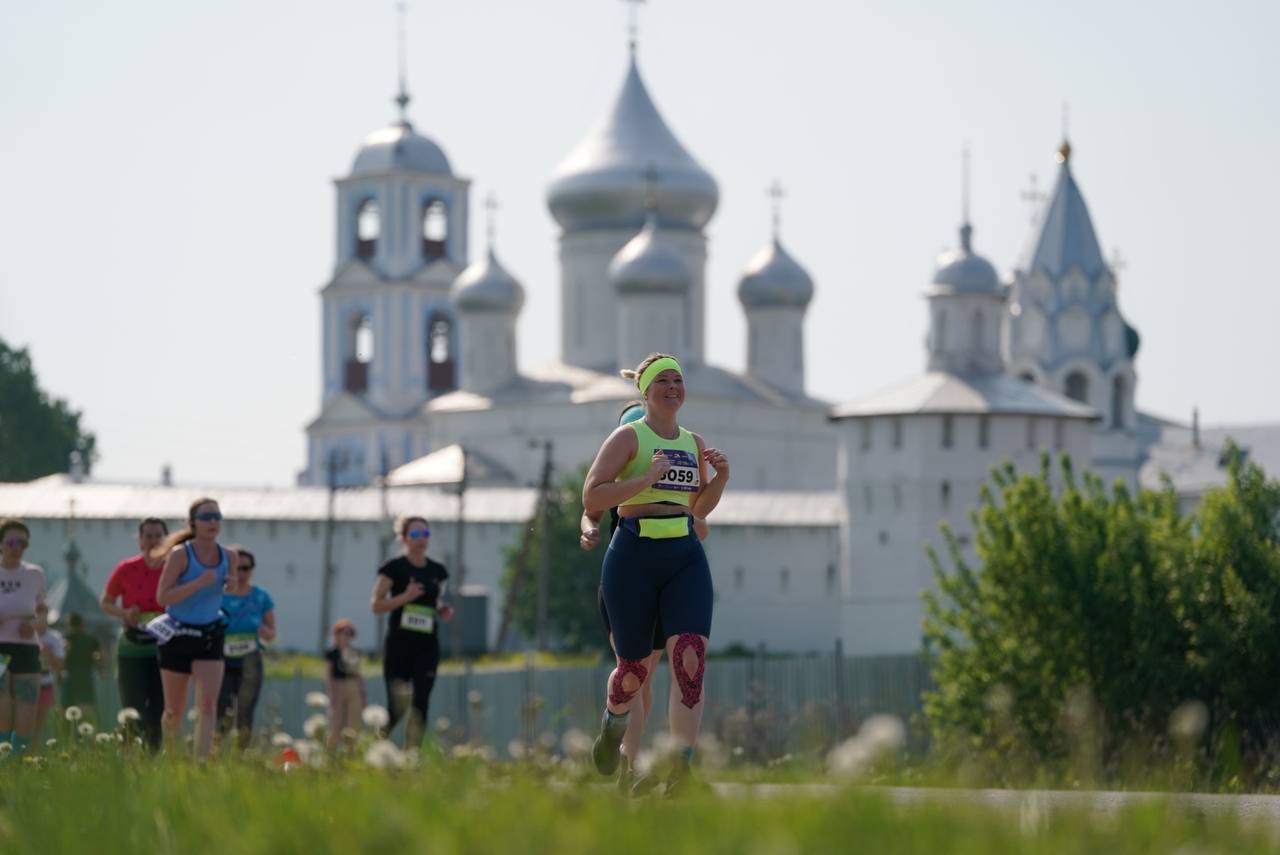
[400,517,430,559]
[643,369,685,416]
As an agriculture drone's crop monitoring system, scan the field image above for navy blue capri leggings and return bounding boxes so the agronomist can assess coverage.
[601,517,713,661]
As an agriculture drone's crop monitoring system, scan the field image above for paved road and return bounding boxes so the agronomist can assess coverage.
[712,782,1280,826]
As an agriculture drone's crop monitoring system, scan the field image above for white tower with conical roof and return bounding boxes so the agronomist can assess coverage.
[452,197,525,395]
[546,35,718,372]
[737,182,814,392]
[611,204,692,370]
[304,21,471,486]
[1005,139,1141,485]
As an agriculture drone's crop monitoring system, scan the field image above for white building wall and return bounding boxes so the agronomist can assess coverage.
[746,308,805,391]
[837,413,1093,656]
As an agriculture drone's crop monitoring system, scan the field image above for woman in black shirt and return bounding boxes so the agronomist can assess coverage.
[369,515,454,748]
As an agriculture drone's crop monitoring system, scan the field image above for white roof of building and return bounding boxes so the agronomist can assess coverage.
[831,372,1099,420]
[932,223,1001,295]
[610,213,691,294]
[0,475,842,528]
[452,248,525,313]
[1139,423,1280,495]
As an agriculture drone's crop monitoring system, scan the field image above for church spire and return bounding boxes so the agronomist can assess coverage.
[394,1,411,122]
[624,0,645,58]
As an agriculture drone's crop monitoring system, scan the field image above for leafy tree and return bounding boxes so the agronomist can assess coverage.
[0,338,96,481]
[500,468,612,653]
[924,446,1280,777]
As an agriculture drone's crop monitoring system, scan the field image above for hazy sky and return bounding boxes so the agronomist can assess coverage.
[2,0,1277,486]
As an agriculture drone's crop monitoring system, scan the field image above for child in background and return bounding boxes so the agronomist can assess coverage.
[324,619,365,750]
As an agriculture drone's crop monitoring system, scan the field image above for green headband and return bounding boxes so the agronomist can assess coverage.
[637,357,683,395]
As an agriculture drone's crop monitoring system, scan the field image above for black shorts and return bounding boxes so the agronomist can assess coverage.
[0,642,42,676]
[157,622,225,674]
[597,585,665,652]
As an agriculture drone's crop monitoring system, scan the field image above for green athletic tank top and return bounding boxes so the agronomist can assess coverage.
[617,420,701,507]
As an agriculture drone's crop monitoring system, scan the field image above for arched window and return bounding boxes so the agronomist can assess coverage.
[1019,371,1036,384]
[970,310,984,354]
[935,310,947,352]
[1111,375,1126,429]
[422,199,447,260]
[941,415,954,449]
[978,415,990,449]
[1064,371,1089,404]
[426,310,456,392]
[356,199,380,260]
[344,313,373,393]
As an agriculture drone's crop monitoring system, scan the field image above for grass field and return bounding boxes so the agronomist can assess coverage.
[2,741,1276,855]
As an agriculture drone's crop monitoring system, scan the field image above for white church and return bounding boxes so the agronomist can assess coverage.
[1,37,1268,657]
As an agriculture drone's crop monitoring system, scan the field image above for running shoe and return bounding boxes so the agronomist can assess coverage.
[591,717,626,776]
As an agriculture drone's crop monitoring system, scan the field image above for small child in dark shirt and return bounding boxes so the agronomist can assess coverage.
[324,618,365,750]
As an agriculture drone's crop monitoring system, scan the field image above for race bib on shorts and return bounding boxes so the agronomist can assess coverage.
[401,605,436,634]
[654,449,700,493]
[144,614,179,645]
[224,633,258,658]
[0,653,9,678]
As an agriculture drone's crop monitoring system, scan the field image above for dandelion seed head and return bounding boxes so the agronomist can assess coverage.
[361,705,390,730]
[64,706,83,722]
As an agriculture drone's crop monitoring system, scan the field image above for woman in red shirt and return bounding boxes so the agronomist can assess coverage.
[99,517,168,750]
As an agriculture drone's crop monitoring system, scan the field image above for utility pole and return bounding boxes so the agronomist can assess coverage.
[319,449,346,653]
[533,439,554,652]
[449,447,468,658]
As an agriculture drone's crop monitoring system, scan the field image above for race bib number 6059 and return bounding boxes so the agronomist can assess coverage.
[654,449,700,493]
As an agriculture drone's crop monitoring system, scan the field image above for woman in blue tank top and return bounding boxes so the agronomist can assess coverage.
[155,497,238,759]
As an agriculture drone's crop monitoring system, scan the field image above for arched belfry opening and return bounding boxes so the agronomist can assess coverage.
[356,199,380,261]
[1065,370,1089,404]
[345,313,373,393]
[422,199,447,260]
[426,310,456,392]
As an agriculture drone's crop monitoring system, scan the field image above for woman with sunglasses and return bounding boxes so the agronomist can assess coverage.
[370,516,454,749]
[583,354,729,794]
[0,518,47,756]
[154,498,238,759]
[324,618,365,751]
[100,517,170,750]
[216,546,275,750]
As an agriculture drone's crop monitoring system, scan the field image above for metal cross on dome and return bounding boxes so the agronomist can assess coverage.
[767,179,785,239]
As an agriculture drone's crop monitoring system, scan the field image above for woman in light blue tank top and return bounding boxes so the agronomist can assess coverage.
[155,497,239,759]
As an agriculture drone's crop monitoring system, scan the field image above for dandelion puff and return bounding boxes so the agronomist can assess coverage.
[78,723,95,737]
[0,743,12,756]
[507,738,527,760]
[634,749,657,775]
[64,706,83,722]
[45,738,57,748]
[305,691,329,709]
[95,732,113,745]
[435,716,451,734]
[363,739,405,770]
[560,728,592,759]
[857,715,906,755]
[361,705,390,730]
[303,714,328,740]
[467,690,483,708]
[186,708,199,722]
[271,732,294,747]
[1169,700,1209,745]
[117,707,141,726]
[134,737,144,747]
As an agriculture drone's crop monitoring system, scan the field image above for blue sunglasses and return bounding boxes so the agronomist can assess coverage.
[407,528,431,539]
[194,512,223,522]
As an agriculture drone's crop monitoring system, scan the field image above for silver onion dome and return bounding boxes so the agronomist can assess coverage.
[351,120,452,177]
[452,249,525,313]
[737,238,814,308]
[547,58,718,232]
[932,223,1001,294]
[609,214,690,294]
